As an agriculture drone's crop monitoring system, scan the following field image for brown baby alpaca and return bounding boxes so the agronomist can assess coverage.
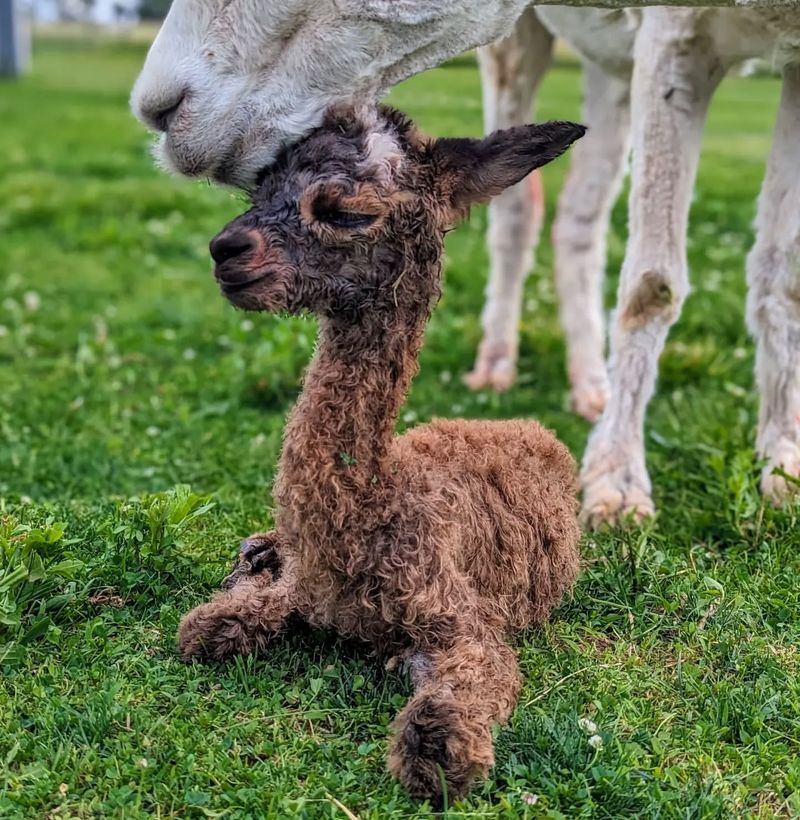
[179,105,584,804]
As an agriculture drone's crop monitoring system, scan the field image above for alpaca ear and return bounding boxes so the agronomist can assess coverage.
[434,121,586,210]
[334,0,457,24]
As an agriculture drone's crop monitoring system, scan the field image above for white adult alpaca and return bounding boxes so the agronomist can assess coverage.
[474,7,800,525]
[131,0,786,190]
[131,0,800,524]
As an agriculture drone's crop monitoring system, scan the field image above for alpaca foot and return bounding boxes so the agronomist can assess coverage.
[177,576,274,662]
[581,456,654,529]
[569,372,610,423]
[464,341,516,392]
[761,442,800,504]
[221,531,282,590]
[388,693,493,806]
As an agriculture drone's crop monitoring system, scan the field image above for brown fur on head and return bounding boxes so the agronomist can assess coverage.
[209,105,585,318]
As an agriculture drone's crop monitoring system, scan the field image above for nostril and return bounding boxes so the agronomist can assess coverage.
[142,92,186,132]
[210,229,258,265]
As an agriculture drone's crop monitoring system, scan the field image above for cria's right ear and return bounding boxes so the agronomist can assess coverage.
[434,121,586,210]
[334,0,458,24]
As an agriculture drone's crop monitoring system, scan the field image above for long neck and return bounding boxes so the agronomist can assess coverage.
[281,307,426,480]
[276,244,441,530]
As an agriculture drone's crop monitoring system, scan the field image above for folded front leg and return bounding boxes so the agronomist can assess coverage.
[388,631,521,805]
[177,555,300,663]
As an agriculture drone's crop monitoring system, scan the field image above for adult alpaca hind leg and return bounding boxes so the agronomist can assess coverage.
[466,8,553,391]
[581,9,727,527]
[747,64,800,502]
[553,59,631,421]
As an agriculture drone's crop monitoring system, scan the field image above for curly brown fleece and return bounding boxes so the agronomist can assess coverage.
[179,105,584,804]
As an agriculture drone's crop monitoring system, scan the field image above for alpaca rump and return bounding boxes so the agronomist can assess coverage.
[179,104,584,803]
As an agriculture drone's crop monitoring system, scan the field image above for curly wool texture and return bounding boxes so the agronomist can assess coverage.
[178,105,582,803]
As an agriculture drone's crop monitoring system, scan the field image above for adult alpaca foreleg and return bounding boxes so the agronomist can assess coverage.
[581,9,727,527]
[466,8,553,391]
[747,64,800,502]
[553,60,631,421]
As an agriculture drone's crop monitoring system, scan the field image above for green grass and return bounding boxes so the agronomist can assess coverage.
[1,37,799,819]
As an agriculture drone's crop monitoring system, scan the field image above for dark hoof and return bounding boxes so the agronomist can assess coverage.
[221,532,282,590]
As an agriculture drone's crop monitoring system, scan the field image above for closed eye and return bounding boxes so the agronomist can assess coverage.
[313,202,378,230]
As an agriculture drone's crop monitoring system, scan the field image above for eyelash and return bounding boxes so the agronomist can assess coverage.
[313,203,378,230]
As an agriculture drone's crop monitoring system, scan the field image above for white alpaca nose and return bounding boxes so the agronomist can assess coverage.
[134,89,187,133]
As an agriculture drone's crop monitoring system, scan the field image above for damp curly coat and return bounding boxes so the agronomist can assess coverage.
[178,105,584,804]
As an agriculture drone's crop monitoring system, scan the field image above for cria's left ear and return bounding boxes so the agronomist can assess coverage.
[434,121,586,210]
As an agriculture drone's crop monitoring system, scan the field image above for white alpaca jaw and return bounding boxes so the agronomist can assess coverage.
[130,0,532,188]
[129,0,363,187]
[134,72,324,188]
[134,75,256,186]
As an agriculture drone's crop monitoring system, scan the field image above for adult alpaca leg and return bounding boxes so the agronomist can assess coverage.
[387,629,521,804]
[747,64,800,502]
[553,60,631,422]
[177,552,301,662]
[581,9,726,527]
[466,8,554,391]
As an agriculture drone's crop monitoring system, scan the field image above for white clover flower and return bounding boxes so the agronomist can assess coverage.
[136,757,149,768]
[24,291,41,312]
[588,734,604,750]
[146,426,160,437]
[183,348,197,361]
[578,717,597,735]
[240,319,254,332]
[521,792,539,806]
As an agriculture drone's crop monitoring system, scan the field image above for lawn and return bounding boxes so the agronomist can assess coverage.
[1,35,799,819]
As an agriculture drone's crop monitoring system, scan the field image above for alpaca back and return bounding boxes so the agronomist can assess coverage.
[395,419,580,632]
